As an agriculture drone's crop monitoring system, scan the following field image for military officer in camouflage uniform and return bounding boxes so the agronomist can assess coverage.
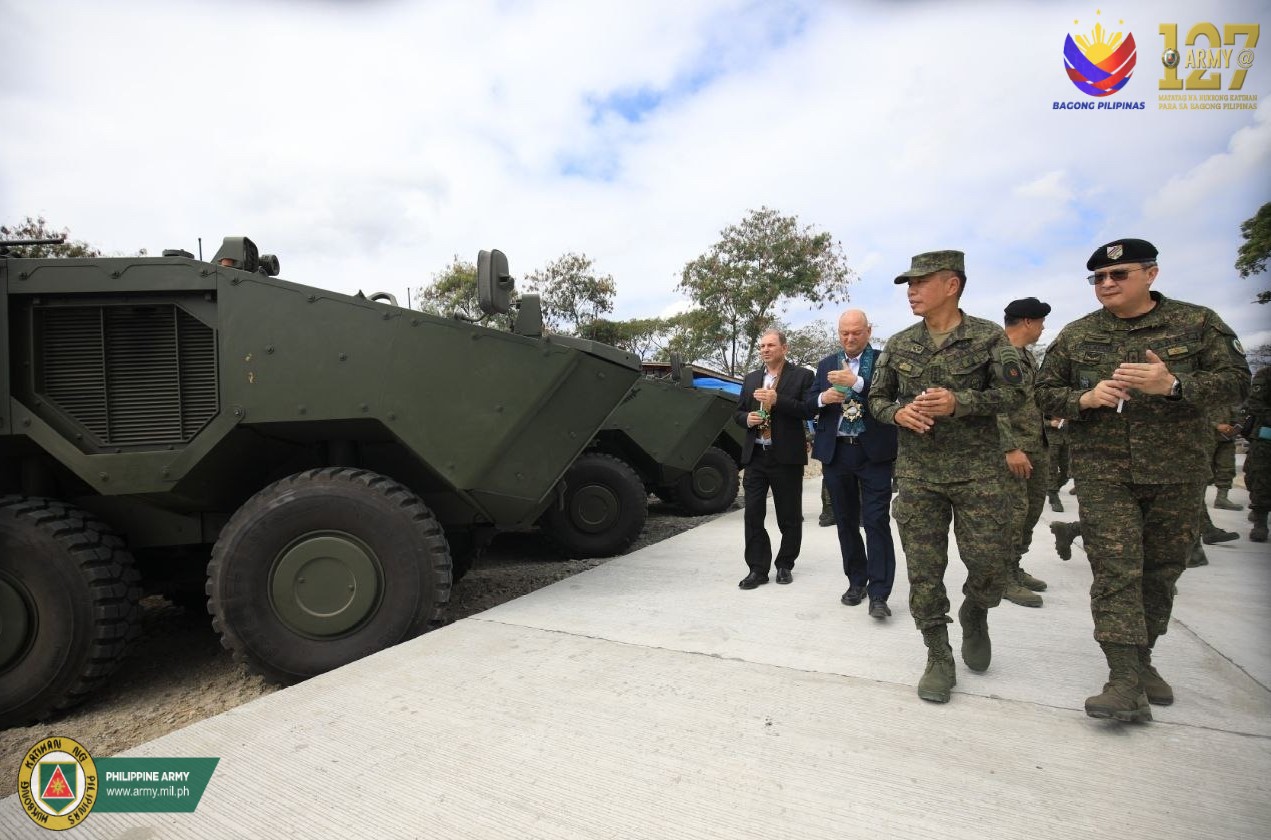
[870,250,1027,704]
[997,297,1053,608]
[1035,238,1250,723]
[1244,367,1271,542]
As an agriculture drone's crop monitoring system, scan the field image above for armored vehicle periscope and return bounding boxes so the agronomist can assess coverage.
[0,239,642,726]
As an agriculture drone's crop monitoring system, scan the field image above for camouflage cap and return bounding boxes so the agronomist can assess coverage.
[1087,238,1158,271]
[894,250,966,284]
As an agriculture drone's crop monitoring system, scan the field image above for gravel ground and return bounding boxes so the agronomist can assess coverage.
[0,494,746,797]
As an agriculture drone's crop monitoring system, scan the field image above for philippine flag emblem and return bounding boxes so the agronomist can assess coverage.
[1064,17,1137,97]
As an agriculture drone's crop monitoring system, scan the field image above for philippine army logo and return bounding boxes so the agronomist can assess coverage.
[16,737,98,831]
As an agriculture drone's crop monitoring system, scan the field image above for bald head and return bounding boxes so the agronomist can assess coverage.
[837,309,872,357]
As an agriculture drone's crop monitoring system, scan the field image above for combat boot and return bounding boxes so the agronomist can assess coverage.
[1050,521,1079,561]
[917,625,957,703]
[1136,640,1174,706]
[1017,567,1047,592]
[1213,489,1243,511]
[1186,543,1209,567]
[1003,568,1043,608]
[1251,511,1269,543]
[819,483,834,527]
[958,599,991,672]
[1047,490,1064,513]
[1085,643,1152,722]
[1202,523,1239,544]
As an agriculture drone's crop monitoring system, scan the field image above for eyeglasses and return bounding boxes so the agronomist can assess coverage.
[1087,263,1155,285]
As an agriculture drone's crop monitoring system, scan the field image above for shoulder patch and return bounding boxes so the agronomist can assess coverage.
[1002,360,1024,384]
[1233,338,1245,355]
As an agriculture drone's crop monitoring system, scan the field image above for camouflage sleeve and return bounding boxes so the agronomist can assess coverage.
[1169,310,1251,408]
[996,413,1021,452]
[1035,328,1085,420]
[868,347,901,426]
[948,333,1027,417]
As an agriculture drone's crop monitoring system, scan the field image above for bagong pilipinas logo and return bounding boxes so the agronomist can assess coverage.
[1064,13,1137,96]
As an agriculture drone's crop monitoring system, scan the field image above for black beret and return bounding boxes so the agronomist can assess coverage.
[1004,297,1051,319]
[1087,238,1158,271]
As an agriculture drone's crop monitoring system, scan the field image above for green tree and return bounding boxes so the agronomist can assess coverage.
[783,319,839,369]
[524,252,616,334]
[1,215,103,257]
[1235,201,1271,304]
[677,206,855,375]
[664,308,734,371]
[417,256,481,319]
[577,316,671,360]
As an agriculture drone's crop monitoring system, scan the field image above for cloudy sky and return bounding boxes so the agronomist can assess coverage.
[3,0,1269,351]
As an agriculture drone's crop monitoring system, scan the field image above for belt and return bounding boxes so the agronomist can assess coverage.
[836,436,861,445]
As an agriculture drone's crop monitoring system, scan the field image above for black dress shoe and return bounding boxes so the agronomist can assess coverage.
[841,584,867,606]
[739,572,769,590]
[868,599,892,619]
[776,568,793,584]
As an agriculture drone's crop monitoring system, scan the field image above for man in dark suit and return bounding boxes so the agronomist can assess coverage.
[735,328,817,589]
[808,310,899,618]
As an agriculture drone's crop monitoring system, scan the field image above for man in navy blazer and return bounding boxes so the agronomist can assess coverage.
[807,310,899,618]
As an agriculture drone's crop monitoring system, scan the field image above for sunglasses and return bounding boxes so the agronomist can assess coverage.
[1087,263,1155,285]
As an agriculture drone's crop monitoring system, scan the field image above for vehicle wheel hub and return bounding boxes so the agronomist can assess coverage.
[569,484,620,533]
[270,533,380,638]
[690,465,724,499]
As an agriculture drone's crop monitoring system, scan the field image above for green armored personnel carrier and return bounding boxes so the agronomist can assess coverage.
[0,238,642,725]
[594,368,739,516]
[537,371,738,559]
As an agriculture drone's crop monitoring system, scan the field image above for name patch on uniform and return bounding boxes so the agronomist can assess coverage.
[897,360,916,374]
[1165,346,1190,357]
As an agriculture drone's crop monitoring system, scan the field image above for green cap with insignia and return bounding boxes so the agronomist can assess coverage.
[894,250,966,283]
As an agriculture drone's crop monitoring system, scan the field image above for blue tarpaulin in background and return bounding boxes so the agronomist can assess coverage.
[692,376,741,396]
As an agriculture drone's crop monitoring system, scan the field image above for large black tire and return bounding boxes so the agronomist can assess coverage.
[0,496,141,728]
[540,452,647,558]
[207,468,451,685]
[667,446,740,515]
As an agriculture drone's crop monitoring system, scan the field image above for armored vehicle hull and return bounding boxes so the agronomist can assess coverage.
[0,241,641,724]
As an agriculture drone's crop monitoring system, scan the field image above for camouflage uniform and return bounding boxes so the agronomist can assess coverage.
[1244,367,1271,539]
[870,314,1027,632]
[1208,406,1240,491]
[996,346,1050,584]
[1035,292,1250,645]
[1046,419,1069,493]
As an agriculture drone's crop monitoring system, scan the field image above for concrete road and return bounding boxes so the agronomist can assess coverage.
[4,482,1268,839]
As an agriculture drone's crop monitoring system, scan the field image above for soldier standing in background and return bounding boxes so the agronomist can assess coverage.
[1187,406,1241,567]
[870,250,1027,704]
[1036,238,1249,723]
[1045,417,1070,512]
[997,297,1053,608]
[1244,366,1271,542]
[1211,408,1245,512]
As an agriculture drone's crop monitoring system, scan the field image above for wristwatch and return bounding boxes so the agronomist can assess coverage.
[1169,376,1182,398]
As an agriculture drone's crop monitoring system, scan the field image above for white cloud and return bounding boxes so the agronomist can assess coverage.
[2,0,1269,351]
